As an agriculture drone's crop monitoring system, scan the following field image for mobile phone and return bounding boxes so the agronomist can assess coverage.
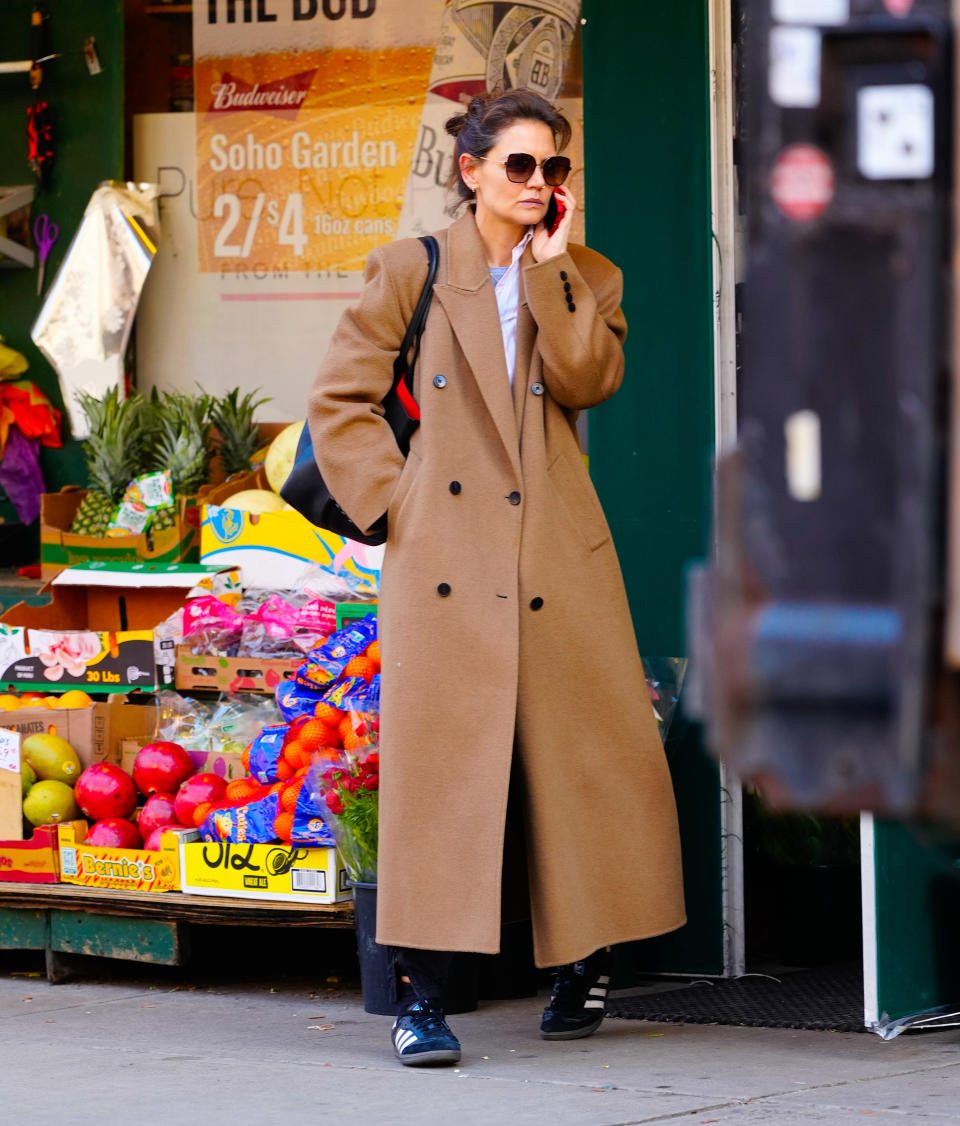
[544,189,565,235]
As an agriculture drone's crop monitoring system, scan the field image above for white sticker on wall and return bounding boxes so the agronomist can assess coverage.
[769,26,821,108]
[784,410,821,502]
[857,84,935,180]
[772,0,849,25]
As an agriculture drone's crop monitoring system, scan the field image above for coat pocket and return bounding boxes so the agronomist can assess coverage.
[546,452,612,552]
[387,447,421,536]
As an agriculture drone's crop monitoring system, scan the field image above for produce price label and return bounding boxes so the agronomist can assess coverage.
[0,728,19,774]
[194,2,441,273]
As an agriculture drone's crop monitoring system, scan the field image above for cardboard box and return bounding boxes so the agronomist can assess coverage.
[0,563,238,692]
[58,820,187,893]
[40,488,204,582]
[39,427,295,581]
[335,602,378,630]
[174,647,300,694]
[120,739,247,783]
[1,695,156,769]
[0,826,60,884]
[179,832,351,904]
[200,468,384,590]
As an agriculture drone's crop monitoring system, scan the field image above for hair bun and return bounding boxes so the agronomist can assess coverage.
[444,110,468,140]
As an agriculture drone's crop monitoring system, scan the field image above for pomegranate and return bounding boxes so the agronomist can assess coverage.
[132,742,194,796]
[138,793,179,838]
[174,773,228,827]
[143,825,182,851]
[74,763,137,822]
[86,818,142,849]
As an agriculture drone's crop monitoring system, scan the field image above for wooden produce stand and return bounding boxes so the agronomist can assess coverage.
[0,881,355,982]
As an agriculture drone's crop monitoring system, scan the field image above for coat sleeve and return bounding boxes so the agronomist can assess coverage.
[306,245,412,538]
[521,249,627,410]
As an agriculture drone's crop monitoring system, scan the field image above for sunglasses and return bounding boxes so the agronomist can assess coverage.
[477,152,571,186]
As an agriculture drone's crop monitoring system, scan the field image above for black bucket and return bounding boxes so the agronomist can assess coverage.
[351,882,479,1015]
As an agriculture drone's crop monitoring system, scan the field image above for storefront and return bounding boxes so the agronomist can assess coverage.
[2,0,955,1034]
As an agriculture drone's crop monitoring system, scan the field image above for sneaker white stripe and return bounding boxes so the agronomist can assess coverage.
[583,999,605,1009]
[395,1030,416,1051]
[588,987,608,998]
[596,975,610,985]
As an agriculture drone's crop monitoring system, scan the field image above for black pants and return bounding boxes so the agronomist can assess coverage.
[390,755,532,1004]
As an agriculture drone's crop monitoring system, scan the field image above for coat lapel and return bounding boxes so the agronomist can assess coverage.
[513,241,537,439]
[434,213,521,480]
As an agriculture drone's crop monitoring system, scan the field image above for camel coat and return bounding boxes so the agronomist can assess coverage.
[308,211,685,967]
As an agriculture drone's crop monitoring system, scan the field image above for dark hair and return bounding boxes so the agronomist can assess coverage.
[444,87,572,207]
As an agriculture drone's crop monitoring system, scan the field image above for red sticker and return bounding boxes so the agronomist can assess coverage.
[770,144,835,223]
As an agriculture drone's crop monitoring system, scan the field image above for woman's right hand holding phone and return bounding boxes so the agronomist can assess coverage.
[532,184,575,262]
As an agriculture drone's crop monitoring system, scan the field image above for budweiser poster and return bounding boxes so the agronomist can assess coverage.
[194,0,583,274]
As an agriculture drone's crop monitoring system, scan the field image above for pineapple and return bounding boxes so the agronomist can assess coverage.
[70,390,147,536]
[150,391,214,530]
[210,387,270,478]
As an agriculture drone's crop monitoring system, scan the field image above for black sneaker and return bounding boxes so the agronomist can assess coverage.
[391,998,462,1066]
[539,948,612,1040]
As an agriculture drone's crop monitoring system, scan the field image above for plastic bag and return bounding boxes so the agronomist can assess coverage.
[182,596,243,657]
[200,791,280,843]
[155,690,280,759]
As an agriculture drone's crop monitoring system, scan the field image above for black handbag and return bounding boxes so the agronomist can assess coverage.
[280,235,439,546]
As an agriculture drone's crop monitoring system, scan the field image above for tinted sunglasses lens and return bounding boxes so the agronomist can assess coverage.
[543,156,571,186]
[504,154,537,182]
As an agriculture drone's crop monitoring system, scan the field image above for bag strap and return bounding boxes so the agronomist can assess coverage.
[392,234,439,422]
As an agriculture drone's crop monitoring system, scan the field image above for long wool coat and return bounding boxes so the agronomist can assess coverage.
[308,211,685,967]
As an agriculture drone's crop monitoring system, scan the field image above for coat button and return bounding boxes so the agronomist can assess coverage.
[449,481,462,495]
[559,270,568,281]
[530,597,544,611]
[433,374,447,388]
[507,491,521,505]
[567,302,576,313]
[437,582,451,597]
[563,281,572,293]
[531,382,544,396]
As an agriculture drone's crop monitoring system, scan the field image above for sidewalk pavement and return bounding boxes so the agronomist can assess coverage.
[0,970,958,1125]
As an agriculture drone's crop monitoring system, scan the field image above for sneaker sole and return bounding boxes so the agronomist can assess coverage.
[539,1012,606,1041]
[395,1048,462,1066]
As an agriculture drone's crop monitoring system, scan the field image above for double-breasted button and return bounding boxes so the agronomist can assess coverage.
[437,582,451,597]
[530,597,544,611]
[433,374,447,388]
[449,480,462,495]
[559,270,568,281]
[531,382,544,396]
[507,491,521,505]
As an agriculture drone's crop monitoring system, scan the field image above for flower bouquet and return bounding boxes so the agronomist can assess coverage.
[314,748,379,884]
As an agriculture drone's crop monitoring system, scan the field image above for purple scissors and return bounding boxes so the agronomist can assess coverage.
[34,212,59,296]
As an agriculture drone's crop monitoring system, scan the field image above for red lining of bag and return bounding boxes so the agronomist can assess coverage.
[396,376,420,421]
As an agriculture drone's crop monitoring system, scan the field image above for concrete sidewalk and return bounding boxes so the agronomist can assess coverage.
[1,969,958,1124]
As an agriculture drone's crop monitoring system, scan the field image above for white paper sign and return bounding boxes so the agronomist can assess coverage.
[772,0,849,24]
[0,728,20,774]
[769,26,822,108]
[857,84,935,180]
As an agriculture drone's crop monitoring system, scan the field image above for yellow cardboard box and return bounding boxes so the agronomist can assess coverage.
[58,821,188,893]
[179,832,351,905]
[200,469,383,590]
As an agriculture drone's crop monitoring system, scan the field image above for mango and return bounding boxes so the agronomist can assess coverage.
[22,730,82,786]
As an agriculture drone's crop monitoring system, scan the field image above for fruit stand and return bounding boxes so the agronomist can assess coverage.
[0,881,354,983]
[0,408,382,982]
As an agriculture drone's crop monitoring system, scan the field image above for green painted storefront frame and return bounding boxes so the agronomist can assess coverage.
[582,1,724,974]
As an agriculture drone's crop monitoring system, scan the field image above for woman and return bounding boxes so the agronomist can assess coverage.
[307,88,685,1066]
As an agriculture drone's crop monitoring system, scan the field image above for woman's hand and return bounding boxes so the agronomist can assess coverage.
[531,184,575,262]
